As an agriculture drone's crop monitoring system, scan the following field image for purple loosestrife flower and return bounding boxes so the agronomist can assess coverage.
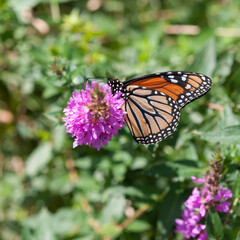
[214,186,232,212]
[63,81,126,151]
[175,158,232,240]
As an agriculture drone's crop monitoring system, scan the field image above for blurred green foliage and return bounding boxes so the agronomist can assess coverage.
[0,0,240,239]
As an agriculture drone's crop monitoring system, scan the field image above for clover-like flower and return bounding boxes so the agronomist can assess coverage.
[63,81,126,150]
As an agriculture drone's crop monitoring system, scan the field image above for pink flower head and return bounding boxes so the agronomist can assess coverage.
[63,81,126,150]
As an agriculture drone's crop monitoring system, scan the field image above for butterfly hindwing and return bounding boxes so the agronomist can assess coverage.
[122,85,181,144]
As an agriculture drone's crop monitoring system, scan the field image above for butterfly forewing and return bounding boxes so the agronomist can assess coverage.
[122,85,181,144]
[125,71,212,109]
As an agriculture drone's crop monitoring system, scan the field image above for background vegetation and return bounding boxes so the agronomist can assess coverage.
[1,0,240,239]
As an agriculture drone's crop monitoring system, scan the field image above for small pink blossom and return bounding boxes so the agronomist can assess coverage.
[185,187,201,210]
[214,187,232,201]
[216,201,231,212]
[214,187,232,212]
[198,230,208,240]
[191,176,205,184]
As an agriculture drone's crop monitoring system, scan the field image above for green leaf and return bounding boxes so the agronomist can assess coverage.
[206,208,224,240]
[214,53,234,80]
[126,220,151,232]
[236,231,240,240]
[189,38,216,76]
[49,173,74,194]
[21,227,34,240]
[219,105,239,129]
[144,162,177,178]
[0,0,7,8]
[25,143,52,176]
[145,160,204,179]
[175,131,192,149]
[200,125,240,143]
[130,156,148,170]
[52,208,88,235]
[99,222,121,237]
[42,87,60,99]
[170,160,205,178]
[23,207,89,239]
[156,183,185,239]
[103,186,143,200]
[100,193,125,223]
[233,175,240,197]
[23,208,55,240]
[53,125,66,151]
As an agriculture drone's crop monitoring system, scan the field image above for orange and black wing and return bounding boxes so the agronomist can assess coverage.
[122,85,181,144]
[124,71,212,109]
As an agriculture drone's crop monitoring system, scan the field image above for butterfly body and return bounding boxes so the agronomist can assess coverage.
[107,71,212,144]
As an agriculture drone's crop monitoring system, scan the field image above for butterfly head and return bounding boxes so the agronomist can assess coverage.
[107,78,124,95]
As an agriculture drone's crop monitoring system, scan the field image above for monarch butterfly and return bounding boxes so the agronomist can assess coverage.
[107,71,212,145]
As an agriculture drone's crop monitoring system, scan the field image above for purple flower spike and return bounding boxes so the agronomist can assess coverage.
[175,158,232,240]
[63,81,126,150]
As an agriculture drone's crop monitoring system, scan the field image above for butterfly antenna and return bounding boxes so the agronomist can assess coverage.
[85,77,112,83]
